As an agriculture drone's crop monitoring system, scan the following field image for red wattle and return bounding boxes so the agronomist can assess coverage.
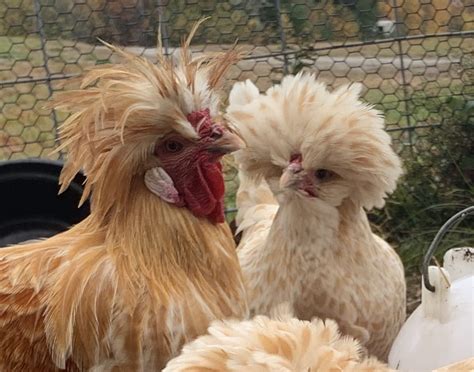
[181,160,225,223]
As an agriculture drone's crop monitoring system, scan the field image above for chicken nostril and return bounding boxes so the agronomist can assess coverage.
[288,162,303,174]
[210,127,224,140]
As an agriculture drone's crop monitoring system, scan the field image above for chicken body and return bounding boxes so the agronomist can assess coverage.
[0,190,245,371]
[0,26,247,371]
[227,74,406,361]
[236,184,405,360]
[164,305,393,371]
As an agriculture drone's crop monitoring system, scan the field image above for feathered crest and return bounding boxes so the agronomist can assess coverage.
[227,73,402,210]
[50,19,242,218]
[164,312,392,371]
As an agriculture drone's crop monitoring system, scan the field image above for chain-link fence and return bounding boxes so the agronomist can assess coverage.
[0,0,473,212]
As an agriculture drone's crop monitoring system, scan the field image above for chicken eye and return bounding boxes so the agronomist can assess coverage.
[315,169,333,181]
[164,140,184,153]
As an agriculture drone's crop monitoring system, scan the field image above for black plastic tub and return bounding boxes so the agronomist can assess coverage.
[0,159,90,247]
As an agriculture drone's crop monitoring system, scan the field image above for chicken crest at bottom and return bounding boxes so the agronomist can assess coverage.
[164,305,394,372]
[227,73,406,361]
[0,21,247,371]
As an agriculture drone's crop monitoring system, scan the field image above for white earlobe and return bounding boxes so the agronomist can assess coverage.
[144,167,181,204]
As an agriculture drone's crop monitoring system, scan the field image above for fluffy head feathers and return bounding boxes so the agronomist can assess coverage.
[164,307,392,371]
[51,20,241,220]
[227,73,402,210]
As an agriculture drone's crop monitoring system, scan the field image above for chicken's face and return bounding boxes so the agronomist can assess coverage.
[277,153,350,208]
[149,108,243,223]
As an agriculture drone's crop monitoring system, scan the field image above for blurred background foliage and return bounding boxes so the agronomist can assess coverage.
[371,94,473,271]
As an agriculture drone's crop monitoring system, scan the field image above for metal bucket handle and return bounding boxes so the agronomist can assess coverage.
[422,206,474,292]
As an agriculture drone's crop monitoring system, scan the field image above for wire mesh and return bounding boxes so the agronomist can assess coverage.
[0,0,472,212]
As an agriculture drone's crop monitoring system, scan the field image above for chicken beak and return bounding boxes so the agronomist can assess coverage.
[207,130,245,155]
[279,162,304,190]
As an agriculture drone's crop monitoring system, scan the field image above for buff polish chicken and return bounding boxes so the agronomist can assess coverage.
[0,24,247,371]
[226,74,406,361]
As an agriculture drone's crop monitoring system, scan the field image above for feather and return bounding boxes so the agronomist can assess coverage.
[434,357,474,372]
[164,311,393,371]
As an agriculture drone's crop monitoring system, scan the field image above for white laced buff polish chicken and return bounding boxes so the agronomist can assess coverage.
[226,74,405,361]
[0,23,247,371]
[163,305,393,371]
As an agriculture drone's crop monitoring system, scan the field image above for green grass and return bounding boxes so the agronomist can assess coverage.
[298,36,471,59]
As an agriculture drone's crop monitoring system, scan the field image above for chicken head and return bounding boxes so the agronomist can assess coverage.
[146,108,243,223]
[228,74,402,212]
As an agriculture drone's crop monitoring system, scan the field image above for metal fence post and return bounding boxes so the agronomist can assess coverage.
[33,0,61,158]
[274,0,289,74]
[157,0,170,56]
[391,0,414,154]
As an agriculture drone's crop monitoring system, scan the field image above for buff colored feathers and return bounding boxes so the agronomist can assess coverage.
[164,306,393,371]
[227,74,406,361]
[0,21,247,371]
[53,20,241,221]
